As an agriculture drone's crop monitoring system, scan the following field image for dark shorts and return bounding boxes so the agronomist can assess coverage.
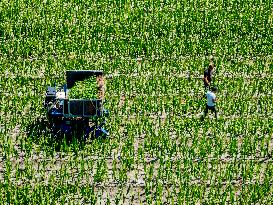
[201,105,217,120]
[205,105,216,112]
[204,105,217,119]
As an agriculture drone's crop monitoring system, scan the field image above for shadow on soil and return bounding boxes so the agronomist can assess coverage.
[25,117,105,152]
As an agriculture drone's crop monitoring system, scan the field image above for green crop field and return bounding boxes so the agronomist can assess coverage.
[1,0,273,204]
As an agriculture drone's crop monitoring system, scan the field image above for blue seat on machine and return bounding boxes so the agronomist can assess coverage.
[50,108,63,117]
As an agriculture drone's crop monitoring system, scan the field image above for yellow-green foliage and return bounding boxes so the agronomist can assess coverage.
[69,77,98,99]
[1,0,273,204]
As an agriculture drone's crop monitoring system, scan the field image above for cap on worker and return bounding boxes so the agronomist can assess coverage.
[209,62,214,70]
[211,86,218,92]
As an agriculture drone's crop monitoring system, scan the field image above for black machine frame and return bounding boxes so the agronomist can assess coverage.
[45,70,109,138]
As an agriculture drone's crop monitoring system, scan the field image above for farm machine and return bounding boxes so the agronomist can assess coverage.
[44,70,109,139]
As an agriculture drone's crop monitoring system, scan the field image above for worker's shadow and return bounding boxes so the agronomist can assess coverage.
[25,117,92,151]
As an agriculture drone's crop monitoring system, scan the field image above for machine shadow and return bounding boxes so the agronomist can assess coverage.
[26,70,109,151]
[25,116,104,151]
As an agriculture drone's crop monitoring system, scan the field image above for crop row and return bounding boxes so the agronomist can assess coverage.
[1,56,272,78]
[1,182,272,204]
[1,0,273,203]
[1,75,273,99]
[1,129,272,204]
[10,114,271,158]
[1,156,272,191]
[107,76,273,95]
[1,96,273,137]
[1,0,273,59]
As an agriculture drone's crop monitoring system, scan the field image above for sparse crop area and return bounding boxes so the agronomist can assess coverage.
[1,0,273,204]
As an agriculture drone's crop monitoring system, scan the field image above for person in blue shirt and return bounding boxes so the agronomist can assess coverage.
[201,86,218,120]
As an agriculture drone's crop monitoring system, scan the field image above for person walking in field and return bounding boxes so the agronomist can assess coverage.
[203,62,215,91]
[201,86,218,120]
